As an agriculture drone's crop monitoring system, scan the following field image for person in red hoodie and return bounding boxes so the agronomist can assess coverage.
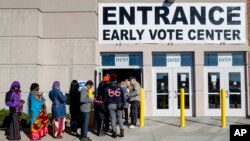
[104,74,125,138]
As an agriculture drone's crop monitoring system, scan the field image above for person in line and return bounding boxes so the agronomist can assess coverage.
[5,81,25,140]
[69,80,81,136]
[128,76,141,129]
[104,74,125,138]
[49,81,67,139]
[120,80,130,125]
[94,90,106,136]
[28,83,49,140]
[80,80,94,141]
[97,76,110,133]
[125,79,133,124]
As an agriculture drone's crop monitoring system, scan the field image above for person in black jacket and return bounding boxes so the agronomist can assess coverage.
[69,80,81,135]
[104,74,125,138]
[94,93,106,136]
[97,76,110,132]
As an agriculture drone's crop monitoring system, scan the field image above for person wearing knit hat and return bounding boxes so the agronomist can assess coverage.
[103,76,110,82]
[93,76,110,136]
[104,73,125,138]
[109,73,117,82]
[97,74,110,133]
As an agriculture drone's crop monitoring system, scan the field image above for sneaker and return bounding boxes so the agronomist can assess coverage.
[129,125,136,129]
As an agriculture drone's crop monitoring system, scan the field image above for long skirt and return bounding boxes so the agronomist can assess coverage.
[30,105,49,140]
[7,112,21,140]
[52,118,65,138]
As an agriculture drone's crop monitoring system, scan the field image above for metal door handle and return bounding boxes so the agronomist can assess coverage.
[226,90,229,98]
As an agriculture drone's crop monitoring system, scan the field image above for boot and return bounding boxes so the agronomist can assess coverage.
[112,131,117,138]
[120,129,124,137]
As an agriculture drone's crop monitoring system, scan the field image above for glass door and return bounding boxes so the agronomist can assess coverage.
[225,68,245,116]
[153,68,193,116]
[205,68,223,116]
[204,67,245,116]
[153,69,173,116]
[173,68,193,116]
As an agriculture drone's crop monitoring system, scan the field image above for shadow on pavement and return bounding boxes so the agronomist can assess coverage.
[210,117,250,125]
[184,118,220,127]
[146,118,180,127]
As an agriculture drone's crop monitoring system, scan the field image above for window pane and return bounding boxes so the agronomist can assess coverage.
[208,73,220,93]
[156,73,169,109]
[181,53,192,66]
[177,73,189,93]
[157,73,169,93]
[153,54,166,66]
[229,72,241,109]
[102,54,115,66]
[208,72,220,109]
[229,95,241,109]
[157,95,169,109]
[232,52,244,66]
[209,95,220,109]
[204,53,218,66]
[129,53,142,66]
[229,73,241,93]
[178,95,190,109]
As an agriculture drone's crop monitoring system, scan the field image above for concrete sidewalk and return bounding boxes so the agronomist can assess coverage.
[0,117,249,141]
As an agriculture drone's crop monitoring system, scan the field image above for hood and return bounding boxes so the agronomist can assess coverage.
[11,81,20,89]
[52,81,60,89]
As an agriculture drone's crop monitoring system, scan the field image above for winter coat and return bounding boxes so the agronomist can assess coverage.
[49,89,67,118]
[5,81,23,113]
[80,87,92,113]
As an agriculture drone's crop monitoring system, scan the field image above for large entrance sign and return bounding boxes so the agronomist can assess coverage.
[99,3,246,44]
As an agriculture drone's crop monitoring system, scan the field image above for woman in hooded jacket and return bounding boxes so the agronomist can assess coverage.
[5,81,25,140]
[49,81,67,139]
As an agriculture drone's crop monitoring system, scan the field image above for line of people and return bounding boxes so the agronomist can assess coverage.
[4,73,141,141]
[94,74,141,137]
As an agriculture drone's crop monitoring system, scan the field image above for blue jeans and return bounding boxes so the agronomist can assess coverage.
[81,112,90,138]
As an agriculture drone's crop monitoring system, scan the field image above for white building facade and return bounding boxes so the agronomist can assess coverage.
[0,0,249,117]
